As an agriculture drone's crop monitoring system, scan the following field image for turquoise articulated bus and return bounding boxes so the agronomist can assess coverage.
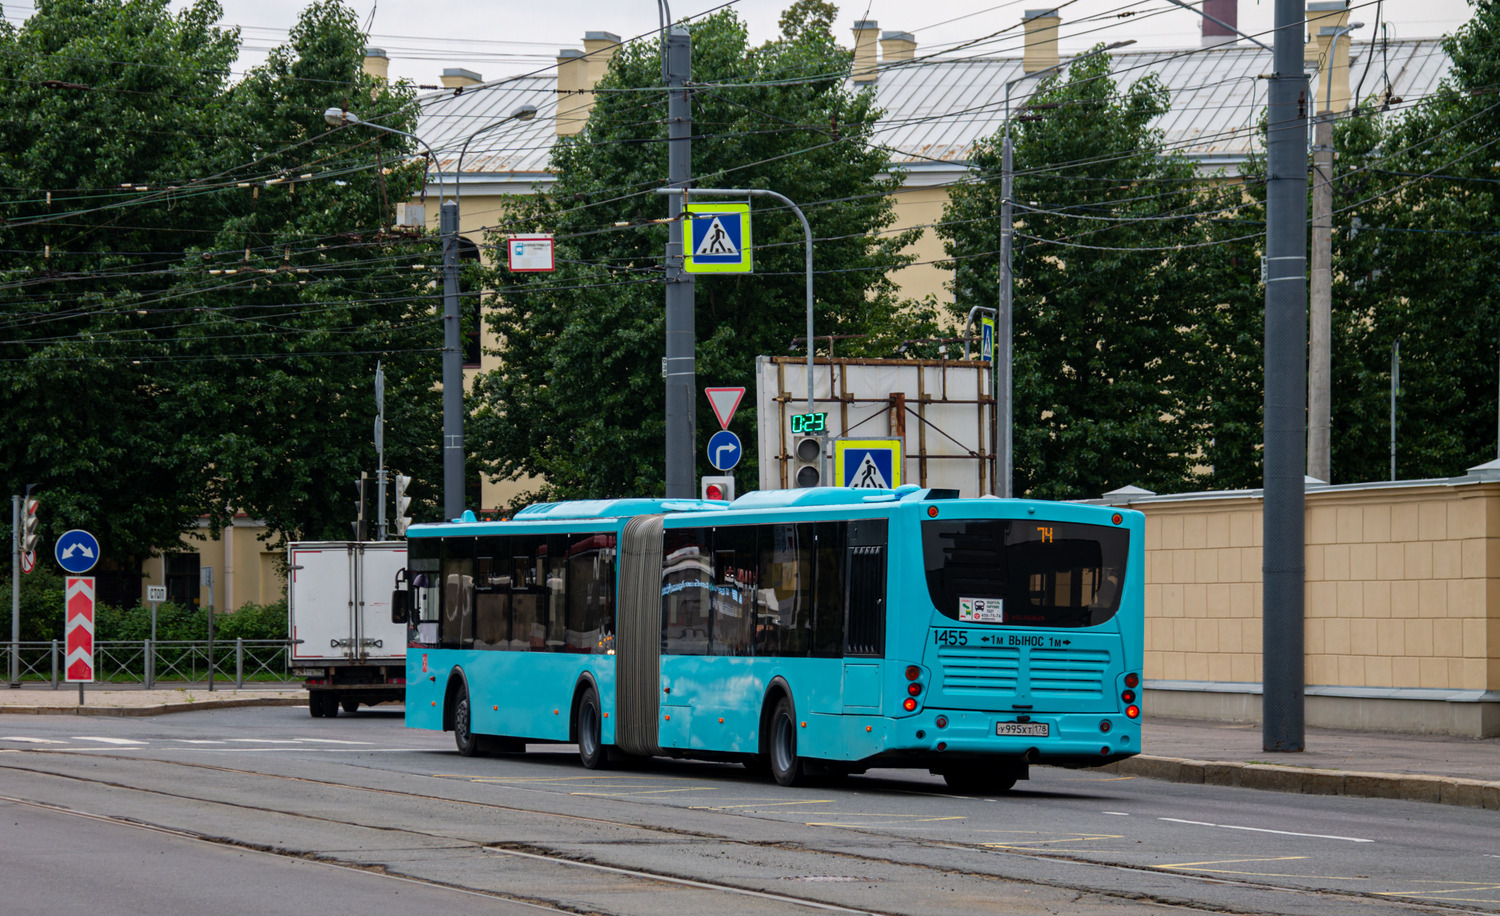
[399,485,1143,791]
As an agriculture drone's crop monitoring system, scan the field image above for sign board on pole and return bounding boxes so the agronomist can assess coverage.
[65,577,95,682]
[834,438,904,489]
[704,387,745,429]
[684,203,751,274]
[507,235,555,272]
[706,429,743,472]
[54,529,99,574]
[980,316,995,362]
[146,585,167,602]
[20,551,35,574]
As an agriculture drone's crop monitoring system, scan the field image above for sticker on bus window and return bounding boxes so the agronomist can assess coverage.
[959,598,1004,623]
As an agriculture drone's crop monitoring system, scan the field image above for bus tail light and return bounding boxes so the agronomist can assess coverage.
[903,697,918,712]
[1124,672,1139,688]
[907,682,921,697]
[1125,704,1140,719]
[1121,689,1135,703]
[905,666,920,680]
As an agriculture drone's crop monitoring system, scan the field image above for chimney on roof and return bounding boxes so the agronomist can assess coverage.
[852,20,879,83]
[556,49,588,136]
[583,31,622,87]
[1305,1,1353,112]
[1200,0,1238,47]
[1022,10,1061,74]
[362,48,389,80]
[880,31,917,64]
[555,33,622,137]
[441,67,483,89]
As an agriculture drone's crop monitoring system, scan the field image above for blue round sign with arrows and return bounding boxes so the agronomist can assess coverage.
[55,529,100,574]
[707,429,742,472]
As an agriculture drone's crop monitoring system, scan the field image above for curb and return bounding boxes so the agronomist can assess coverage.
[1105,755,1500,811]
[0,696,306,717]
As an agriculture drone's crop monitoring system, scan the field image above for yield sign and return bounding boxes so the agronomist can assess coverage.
[704,387,745,430]
[65,576,95,683]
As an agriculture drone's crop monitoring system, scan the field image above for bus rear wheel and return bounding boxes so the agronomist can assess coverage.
[453,685,486,757]
[769,696,806,787]
[576,687,610,770]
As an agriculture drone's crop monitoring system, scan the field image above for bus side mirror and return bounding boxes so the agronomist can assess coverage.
[391,589,410,625]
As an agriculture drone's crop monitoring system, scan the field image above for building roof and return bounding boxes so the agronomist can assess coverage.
[415,37,1452,192]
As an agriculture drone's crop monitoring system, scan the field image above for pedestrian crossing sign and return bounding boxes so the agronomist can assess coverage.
[834,438,903,489]
[685,202,751,273]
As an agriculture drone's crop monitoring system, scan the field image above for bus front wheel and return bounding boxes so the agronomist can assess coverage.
[576,687,609,770]
[769,696,806,787]
[453,685,486,757]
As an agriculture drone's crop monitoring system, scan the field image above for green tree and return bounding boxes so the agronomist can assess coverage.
[471,7,917,505]
[0,0,443,575]
[1321,0,1500,482]
[940,50,1227,499]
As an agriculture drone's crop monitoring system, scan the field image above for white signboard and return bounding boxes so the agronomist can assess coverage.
[146,585,167,602]
[507,235,555,272]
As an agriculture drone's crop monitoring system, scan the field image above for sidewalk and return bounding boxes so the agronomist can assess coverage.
[1109,717,1500,810]
[3,684,1495,809]
[0,681,305,716]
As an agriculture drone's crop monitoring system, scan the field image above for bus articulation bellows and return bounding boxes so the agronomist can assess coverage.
[396,486,1143,791]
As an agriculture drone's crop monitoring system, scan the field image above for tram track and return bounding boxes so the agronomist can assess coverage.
[0,748,1488,916]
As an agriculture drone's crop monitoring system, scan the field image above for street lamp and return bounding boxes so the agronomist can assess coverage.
[326,103,538,521]
[997,40,1134,499]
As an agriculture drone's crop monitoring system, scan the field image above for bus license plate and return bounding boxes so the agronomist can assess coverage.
[996,722,1048,737]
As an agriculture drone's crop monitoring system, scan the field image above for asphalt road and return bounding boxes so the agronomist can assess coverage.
[1,706,1495,916]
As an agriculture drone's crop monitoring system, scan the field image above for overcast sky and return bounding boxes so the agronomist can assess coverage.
[3,0,1478,85]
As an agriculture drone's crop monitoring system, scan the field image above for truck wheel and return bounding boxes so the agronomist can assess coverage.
[341,699,359,714]
[322,692,339,718]
[308,692,324,718]
[769,696,806,787]
[576,687,609,770]
[453,685,486,757]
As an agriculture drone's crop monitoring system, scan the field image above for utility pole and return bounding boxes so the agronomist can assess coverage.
[1308,112,1333,484]
[663,25,695,498]
[1262,0,1310,753]
[1308,22,1363,485]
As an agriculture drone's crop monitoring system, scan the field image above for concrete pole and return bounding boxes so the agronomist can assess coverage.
[440,200,464,519]
[10,495,18,687]
[1308,115,1334,483]
[663,26,695,498]
[1262,0,1309,753]
[999,131,1014,499]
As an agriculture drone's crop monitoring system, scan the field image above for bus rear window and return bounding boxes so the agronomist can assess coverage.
[921,519,1128,628]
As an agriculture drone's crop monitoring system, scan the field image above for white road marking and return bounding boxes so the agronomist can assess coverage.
[1159,817,1372,843]
[1102,811,1130,816]
[225,738,298,744]
[71,736,146,745]
[169,739,226,744]
[0,736,67,744]
[293,738,372,745]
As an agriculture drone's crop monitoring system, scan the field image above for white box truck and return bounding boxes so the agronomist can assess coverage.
[287,541,408,717]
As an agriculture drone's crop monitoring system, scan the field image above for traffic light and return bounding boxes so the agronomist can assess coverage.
[701,476,735,502]
[20,492,38,554]
[394,474,413,535]
[792,435,823,488]
[352,475,369,541]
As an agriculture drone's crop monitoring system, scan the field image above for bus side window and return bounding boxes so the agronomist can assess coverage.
[473,537,510,651]
[439,537,476,650]
[711,526,756,657]
[566,533,615,653]
[756,523,811,658]
[662,528,711,655]
[543,535,568,651]
[811,522,846,658]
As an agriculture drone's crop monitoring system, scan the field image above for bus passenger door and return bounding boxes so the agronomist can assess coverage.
[842,520,887,714]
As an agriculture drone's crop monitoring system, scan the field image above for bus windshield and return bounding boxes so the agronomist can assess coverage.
[921,519,1129,628]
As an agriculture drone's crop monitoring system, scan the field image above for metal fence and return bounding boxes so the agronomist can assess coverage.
[2,639,293,689]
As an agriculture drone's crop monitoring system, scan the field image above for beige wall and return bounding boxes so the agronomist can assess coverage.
[1125,479,1500,735]
[1140,484,1498,695]
[140,518,284,612]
